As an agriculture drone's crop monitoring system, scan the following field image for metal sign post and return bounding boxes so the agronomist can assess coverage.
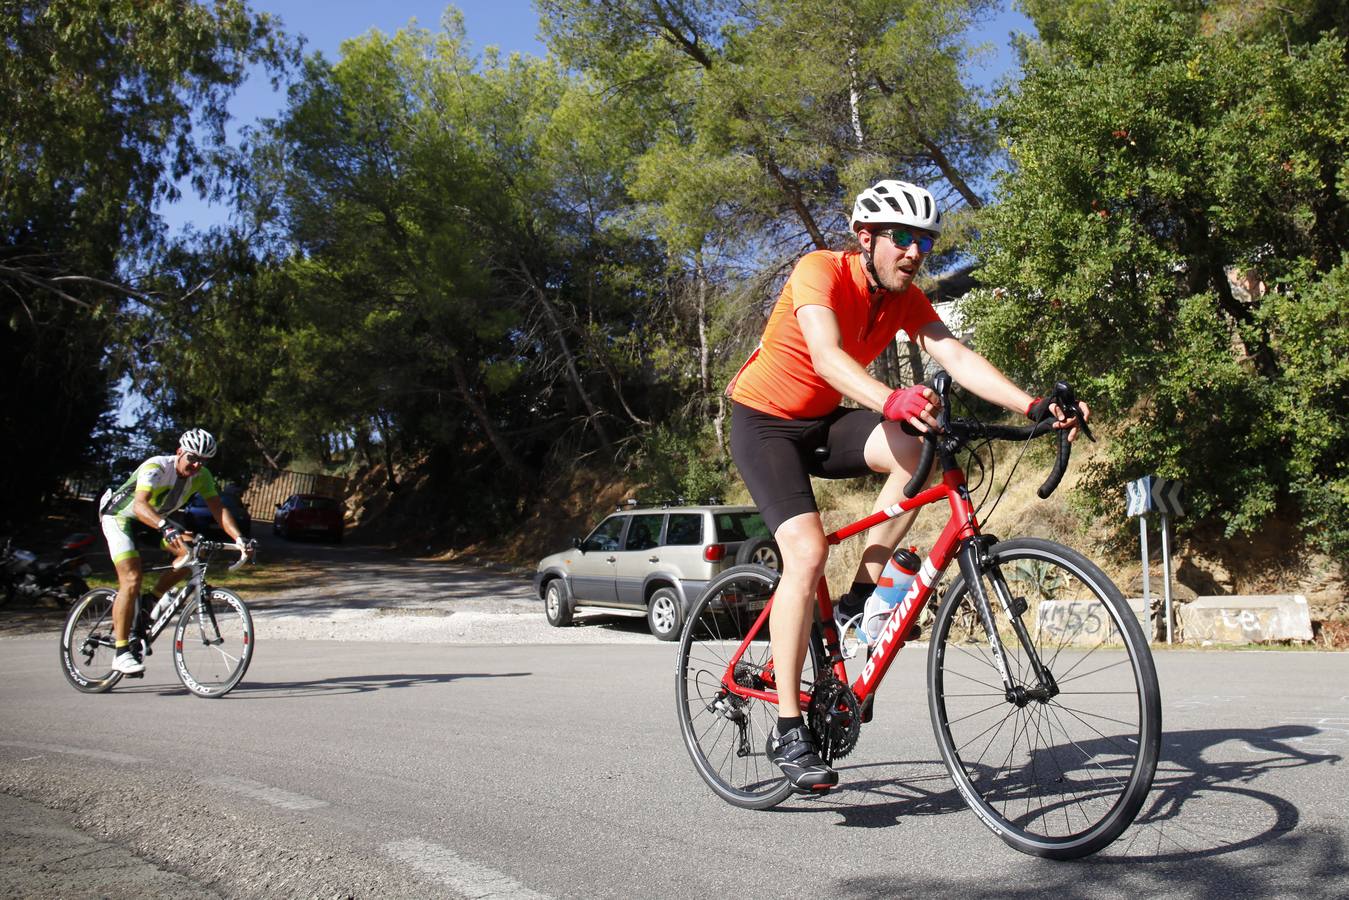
[1127,475,1184,644]
[1159,512,1173,644]
[1138,516,1150,619]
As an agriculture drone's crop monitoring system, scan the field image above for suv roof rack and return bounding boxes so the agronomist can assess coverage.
[613,496,727,511]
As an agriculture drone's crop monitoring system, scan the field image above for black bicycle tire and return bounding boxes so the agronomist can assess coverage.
[172,588,254,698]
[59,589,123,694]
[927,537,1162,860]
[675,564,829,810]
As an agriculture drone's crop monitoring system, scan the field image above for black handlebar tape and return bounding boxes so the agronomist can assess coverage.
[1038,428,1072,498]
[905,435,936,498]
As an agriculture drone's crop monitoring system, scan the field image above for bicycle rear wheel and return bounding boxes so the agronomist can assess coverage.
[59,589,123,694]
[675,564,828,810]
[928,538,1161,859]
[173,588,254,698]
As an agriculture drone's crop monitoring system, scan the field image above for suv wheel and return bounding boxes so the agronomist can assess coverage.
[647,586,683,641]
[735,536,782,571]
[544,579,573,627]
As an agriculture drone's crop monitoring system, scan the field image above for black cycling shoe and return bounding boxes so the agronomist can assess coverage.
[767,725,838,793]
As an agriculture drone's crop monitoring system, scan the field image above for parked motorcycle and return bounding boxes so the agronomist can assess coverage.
[1,533,95,606]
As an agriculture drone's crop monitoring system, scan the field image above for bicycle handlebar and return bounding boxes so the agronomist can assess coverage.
[172,538,256,572]
[902,375,1090,500]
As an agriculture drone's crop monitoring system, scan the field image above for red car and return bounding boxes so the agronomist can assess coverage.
[272,493,345,542]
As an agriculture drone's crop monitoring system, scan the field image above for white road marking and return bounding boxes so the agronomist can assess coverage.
[205,774,328,810]
[0,740,147,765]
[383,838,551,899]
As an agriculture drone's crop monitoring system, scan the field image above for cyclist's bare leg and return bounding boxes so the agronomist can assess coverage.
[768,511,830,718]
[851,420,927,583]
[150,543,192,597]
[111,556,144,643]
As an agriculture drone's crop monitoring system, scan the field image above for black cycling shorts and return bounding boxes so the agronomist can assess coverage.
[730,400,883,534]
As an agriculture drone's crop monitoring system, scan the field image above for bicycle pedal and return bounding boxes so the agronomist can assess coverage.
[797,784,836,797]
[124,671,145,679]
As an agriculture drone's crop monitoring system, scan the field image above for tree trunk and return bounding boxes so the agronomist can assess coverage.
[871,78,986,210]
[373,410,399,492]
[247,426,283,471]
[514,257,615,453]
[695,252,711,398]
[847,42,866,148]
[904,339,926,386]
[759,151,828,250]
[448,355,528,481]
[353,425,375,469]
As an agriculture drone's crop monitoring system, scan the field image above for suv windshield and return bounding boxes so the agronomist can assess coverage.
[713,511,770,542]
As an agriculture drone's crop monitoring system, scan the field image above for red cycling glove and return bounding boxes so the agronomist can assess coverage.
[883,385,930,422]
[1025,396,1054,422]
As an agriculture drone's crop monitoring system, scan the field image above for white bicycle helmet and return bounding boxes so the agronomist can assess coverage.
[849,179,943,235]
[179,428,218,459]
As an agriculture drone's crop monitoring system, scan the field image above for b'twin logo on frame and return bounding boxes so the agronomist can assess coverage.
[861,557,939,684]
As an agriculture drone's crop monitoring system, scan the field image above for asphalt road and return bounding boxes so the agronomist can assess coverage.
[2,540,1347,898]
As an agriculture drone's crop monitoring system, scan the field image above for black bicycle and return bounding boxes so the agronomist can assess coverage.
[60,540,256,698]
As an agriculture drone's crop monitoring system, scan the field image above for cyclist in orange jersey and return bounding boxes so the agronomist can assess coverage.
[727,179,1089,791]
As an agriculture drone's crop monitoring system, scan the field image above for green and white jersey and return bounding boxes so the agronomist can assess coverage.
[101,455,218,522]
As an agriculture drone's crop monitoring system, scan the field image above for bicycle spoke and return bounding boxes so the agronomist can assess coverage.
[930,540,1160,858]
[677,567,823,810]
[173,590,252,697]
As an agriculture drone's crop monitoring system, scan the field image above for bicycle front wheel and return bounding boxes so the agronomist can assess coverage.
[59,589,123,694]
[173,588,254,698]
[928,538,1161,859]
[675,564,828,810]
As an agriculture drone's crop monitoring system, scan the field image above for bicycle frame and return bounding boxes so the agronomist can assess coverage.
[136,541,241,650]
[720,464,1009,711]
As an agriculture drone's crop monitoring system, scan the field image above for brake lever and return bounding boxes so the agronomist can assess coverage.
[1053,380,1095,443]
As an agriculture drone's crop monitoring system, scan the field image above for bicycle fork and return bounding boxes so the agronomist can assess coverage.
[956,540,1059,705]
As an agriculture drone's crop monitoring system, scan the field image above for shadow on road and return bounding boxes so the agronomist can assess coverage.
[118,670,535,699]
[786,723,1343,879]
[233,671,531,697]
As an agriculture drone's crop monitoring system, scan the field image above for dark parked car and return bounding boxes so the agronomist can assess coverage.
[273,493,344,542]
[180,489,252,540]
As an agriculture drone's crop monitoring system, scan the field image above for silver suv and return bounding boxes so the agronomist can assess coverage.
[534,503,781,641]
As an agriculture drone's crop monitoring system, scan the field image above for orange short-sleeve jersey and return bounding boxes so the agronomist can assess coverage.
[729,250,941,419]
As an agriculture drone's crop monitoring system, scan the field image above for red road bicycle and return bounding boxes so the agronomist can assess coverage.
[676,375,1161,859]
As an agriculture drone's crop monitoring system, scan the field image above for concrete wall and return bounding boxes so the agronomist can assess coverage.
[1036,598,1151,646]
[1177,595,1313,643]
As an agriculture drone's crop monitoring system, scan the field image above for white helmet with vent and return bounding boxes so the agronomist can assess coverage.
[849,180,943,234]
[179,428,218,459]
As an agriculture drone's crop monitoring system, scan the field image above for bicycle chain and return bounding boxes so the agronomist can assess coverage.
[808,675,861,763]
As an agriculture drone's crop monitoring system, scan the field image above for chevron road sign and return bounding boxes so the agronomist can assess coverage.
[1126,475,1184,518]
[1128,474,1185,643]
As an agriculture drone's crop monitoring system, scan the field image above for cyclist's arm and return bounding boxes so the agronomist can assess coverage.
[916,320,1090,438]
[798,305,895,412]
[204,495,247,546]
[916,320,1034,414]
[131,490,166,530]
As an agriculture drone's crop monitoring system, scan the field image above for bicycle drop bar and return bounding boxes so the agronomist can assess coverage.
[902,376,1080,500]
[172,539,255,572]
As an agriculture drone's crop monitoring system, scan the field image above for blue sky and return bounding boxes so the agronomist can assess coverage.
[159,0,1035,235]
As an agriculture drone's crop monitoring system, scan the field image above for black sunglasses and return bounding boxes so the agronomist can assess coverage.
[876,228,935,254]
[184,453,207,465]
